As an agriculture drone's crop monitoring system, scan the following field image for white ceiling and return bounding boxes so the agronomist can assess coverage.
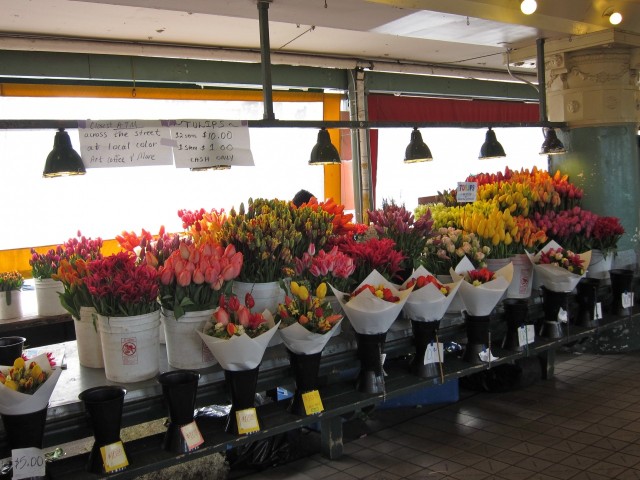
[1,0,639,79]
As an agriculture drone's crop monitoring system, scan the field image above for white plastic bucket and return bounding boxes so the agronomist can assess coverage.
[34,278,66,317]
[74,306,104,369]
[506,254,534,299]
[231,281,285,315]
[587,249,613,280]
[98,310,160,383]
[161,308,217,370]
[0,291,22,321]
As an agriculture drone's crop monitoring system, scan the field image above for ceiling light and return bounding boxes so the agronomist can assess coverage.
[540,128,566,155]
[43,128,86,177]
[603,7,623,25]
[520,0,537,15]
[479,128,506,159]
[309,128,341,165]
[404,128,433,163]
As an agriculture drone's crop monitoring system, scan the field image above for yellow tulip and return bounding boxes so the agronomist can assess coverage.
[298,285,309,301]
[316,283,327,299]
[290,281,300,296]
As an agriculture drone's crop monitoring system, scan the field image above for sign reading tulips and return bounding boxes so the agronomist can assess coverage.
[167,119,255,169]
[78,120,174,167]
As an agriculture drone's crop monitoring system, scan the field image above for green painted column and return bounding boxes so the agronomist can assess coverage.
[550,125,640,251]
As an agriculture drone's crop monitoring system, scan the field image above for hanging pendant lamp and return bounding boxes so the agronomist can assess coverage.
[479,128,506,159]
[539,128,566,155]
[309,128,341,165]
[404,127,433,163]
[43,128,86,177]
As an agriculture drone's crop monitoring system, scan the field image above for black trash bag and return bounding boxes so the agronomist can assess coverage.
[226,429,302,473]
[460,357,542,393]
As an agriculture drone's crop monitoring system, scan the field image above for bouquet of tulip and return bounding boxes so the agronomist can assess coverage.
[178,207,228,246]
[591,216,625,256]
[401,266,462,322]
[533,207,598,254]
[526,240,590,293]
[29,245,67,280]
[329,235,406,284]
[0,353,61,415]
[0,271,23,293]
[451,257,513,316]
[293,244,356,294]
[275,281,343,354]
[299,197,356,237]
[422,227,489,276]
[368,199,434,276]
[117,226,182,268]
[53,232,103,320]
[197,293,279,371]
[84,252,160,317]
[158,241,243,319]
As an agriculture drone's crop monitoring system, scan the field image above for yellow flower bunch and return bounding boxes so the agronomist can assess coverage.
[275,281,342,334]
[478,180,531,217]
[418,203,462,229]
[0,357,49,394]
[460,201,517,258]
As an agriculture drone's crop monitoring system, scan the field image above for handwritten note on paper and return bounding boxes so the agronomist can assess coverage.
[78,120,173,167]
[167,120,255,169]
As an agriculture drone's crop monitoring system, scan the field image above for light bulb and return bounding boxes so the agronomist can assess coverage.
[609,11,622,25]
[520,0,537,15]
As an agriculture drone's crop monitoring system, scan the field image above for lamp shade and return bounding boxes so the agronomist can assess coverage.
[309,128,340,165]
[540,128,566,155]
[404,128,433,163]
[43,128,86,177]
[479,128,506,159]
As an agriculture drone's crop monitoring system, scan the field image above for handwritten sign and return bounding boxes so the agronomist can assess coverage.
[168,120,254,169]
[78,120,173,167]
[100,441,129,473]
[12,447,46,479]
[456,182,478,203]
[424,342,444,365]
[180,421,204,451]
[302,390,324,415]
[517,324,535,346]
[236,408,260,435]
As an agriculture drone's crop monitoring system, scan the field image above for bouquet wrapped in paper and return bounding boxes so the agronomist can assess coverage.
[275,281,343,355]
[526,240,591,293]
[197,294,280,371]
[451,257,513,316]
[331,270,413,335]
[401,266,463,322]
[0,353,62,415]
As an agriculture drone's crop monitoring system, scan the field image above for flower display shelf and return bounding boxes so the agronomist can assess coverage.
[0,292,633,478]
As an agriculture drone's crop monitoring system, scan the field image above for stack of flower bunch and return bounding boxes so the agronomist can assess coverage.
[178,208,228,247]
[367,199,434,280]
[116,226,182,268]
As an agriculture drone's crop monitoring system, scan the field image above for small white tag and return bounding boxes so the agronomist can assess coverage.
[622,292,634,309]
[478,349,498,362]
[594,302,603,320]
[424,342,444,364]
[180,421,204,451]
[557,307,568,323]
[11,447,46,479]
[517,325,535,346]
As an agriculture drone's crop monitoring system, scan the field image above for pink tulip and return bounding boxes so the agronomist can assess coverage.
[177,269,192,287]
[179,242,190,260]
[159,267,174,285]
[214,308,229,325]
[204,265,220,285]
[228,295,240,311]
[237,306,250,327]
[192,268,205,284]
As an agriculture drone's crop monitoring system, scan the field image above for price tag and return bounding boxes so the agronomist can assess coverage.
[517,325,535,346]
[180,421,204,451]
[100,441,129,473]
[236,408,260,435]
[594,302,603,320]
[424,342,444,364]
[557,307,568,323]
[622,292,634,309]
[302,390,324,415]
[11,447,46,480]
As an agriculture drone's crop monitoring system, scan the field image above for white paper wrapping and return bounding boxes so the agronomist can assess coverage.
[451,260,513,316]
[197,313,280,371]
[0,353,62,415]
[330,270,413,335]
[278,319,343,355]
[401,265,463,322]
[526,240,592,293]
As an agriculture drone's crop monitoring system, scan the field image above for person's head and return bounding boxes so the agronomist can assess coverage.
[292,189,315,207]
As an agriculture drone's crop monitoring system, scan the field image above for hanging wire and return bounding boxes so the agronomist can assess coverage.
[505,48,539,93]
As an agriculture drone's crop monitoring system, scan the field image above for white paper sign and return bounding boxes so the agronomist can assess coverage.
[456,182,478,203]
[518,324,535,346]
[169,119,254,169]
[594,303,603,320]
[12,447,46,479]
[424,342,444,365]
[622,292,634,309]
[78,120,173,167]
